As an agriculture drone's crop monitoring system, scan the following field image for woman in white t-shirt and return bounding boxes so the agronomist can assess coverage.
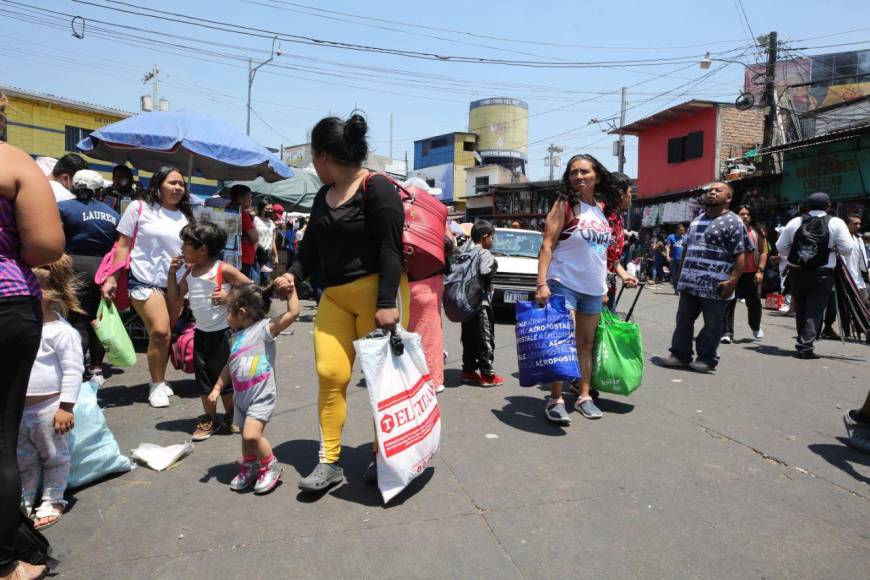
[535,154,618,424]
[101,166,192,408]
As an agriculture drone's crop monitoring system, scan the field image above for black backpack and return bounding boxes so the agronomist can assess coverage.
[788,215,831,268]
[443,246,484,323]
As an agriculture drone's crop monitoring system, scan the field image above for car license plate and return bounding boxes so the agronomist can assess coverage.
[504,291,526,303]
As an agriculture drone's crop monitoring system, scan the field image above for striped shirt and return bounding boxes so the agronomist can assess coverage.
[676,211,752,300]
[0,196,42,298]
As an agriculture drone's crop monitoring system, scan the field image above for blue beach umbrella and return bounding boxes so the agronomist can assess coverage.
[77,111,292,182]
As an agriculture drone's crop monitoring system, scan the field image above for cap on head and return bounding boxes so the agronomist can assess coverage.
[272,203,285,215]
[807,192,831,210]
[72,169,106,191]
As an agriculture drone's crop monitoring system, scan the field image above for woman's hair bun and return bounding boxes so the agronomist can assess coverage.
[343,113,368,141]
[310,112,368,166]
[340,112,368,165]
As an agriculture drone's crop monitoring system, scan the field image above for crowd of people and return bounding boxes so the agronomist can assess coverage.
[1,112,869,578]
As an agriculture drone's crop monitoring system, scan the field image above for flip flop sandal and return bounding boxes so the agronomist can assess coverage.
[14,563,47,580]
[33,502,64,531]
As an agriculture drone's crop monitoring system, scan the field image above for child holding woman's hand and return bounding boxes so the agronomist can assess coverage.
[210,279,299,494]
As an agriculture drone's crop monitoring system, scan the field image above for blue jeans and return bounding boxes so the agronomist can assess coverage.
[241,262,260,285]
[669,291,729,367]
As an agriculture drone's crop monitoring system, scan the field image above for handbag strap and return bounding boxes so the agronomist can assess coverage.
[361,171,412,203]
[215,261,224,291]
[129,200,144,250]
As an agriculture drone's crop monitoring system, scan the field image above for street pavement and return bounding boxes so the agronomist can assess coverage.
[46,287,869,579]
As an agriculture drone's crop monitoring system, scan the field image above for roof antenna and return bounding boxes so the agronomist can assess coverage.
[71,16,85,39]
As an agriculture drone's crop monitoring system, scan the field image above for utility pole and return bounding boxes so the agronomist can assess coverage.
[546,144,563,181]
[247,36,279,136]
[617,86,628,174]
[761,31,778,173]
[143,65,159,111]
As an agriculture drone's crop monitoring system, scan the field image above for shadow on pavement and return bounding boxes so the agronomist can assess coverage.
[594,397,635,414]
[744,345,795,357]
[444,368,464,389]
[492,395,568,436]
[199,461,238,485]
[97,379,199,409]
[270,441,433,507]
[746,344,865,362]
[330,443,435,509]
[807,438,870,484]
[97,383,148,409]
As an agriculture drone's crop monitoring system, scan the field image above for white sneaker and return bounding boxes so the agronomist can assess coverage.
[753,328,765,339]
[159,382,174,397]
[435,384,445,394]
[148,383,170,408]
[720,336,732,344]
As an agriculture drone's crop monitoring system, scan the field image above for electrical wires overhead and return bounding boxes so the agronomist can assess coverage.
[57,0,733,69]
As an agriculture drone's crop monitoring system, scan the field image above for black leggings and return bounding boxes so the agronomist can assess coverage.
[0,297,42,575]
[723,272,762,337]
[69,255,105,371]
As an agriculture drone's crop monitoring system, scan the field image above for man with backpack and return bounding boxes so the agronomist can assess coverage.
[776,192,853,359]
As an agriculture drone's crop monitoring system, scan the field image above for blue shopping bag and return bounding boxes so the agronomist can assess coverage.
[515,295,581,387]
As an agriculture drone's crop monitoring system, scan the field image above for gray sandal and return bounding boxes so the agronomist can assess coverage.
[298,462,344,492]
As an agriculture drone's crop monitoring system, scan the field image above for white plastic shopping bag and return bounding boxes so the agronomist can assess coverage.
[131,441,194,471]
[354,328,441,503]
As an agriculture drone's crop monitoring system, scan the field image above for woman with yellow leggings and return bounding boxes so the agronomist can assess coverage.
[276,113,407,492]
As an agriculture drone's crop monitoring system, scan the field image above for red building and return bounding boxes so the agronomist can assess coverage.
[615,100,765,199]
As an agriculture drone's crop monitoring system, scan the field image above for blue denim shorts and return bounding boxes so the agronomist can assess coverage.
[128,274,165,301]
[547,279,604,315]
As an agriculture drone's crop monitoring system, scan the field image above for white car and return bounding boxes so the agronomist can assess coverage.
[490,228,542,308]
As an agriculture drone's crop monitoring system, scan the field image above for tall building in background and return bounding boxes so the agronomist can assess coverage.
[468,97,528,175]
[463,97,530,220]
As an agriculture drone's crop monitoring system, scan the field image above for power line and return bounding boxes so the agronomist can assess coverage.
[60,0,737,68]
[241,0,570,63]
[249,107,293,142]
[734,0,761,52]
[0,5,749,114]
[252,0,745,51]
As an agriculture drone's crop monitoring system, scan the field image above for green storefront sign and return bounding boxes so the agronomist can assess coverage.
[782,135,870,202]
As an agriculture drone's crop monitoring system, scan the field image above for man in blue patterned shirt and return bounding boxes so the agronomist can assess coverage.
[662,182,753,372]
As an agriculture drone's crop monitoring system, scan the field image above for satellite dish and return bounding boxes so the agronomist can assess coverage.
[735,92,756,111]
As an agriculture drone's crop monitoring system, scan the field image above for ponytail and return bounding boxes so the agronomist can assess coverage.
[32,254,84,316]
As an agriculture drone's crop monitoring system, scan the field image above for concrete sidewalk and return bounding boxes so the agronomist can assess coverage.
[46,290,869,579]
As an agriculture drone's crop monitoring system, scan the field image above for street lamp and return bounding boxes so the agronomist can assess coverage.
[699,52,754,70]
[246,36,280,136]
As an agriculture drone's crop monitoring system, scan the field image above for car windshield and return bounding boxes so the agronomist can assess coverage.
[492,231,542,258]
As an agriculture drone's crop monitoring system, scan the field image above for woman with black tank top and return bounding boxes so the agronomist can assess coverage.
[275,114,408,493]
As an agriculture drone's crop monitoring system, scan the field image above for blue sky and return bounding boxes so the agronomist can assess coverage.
[3,0,868,179]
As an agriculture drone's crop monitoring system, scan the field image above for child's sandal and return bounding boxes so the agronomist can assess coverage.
[32,502,64,531]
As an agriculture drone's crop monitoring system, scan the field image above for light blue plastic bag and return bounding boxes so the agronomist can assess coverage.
[68,381,132,488]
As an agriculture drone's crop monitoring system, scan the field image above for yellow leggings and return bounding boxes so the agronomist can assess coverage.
[314,273,409,463]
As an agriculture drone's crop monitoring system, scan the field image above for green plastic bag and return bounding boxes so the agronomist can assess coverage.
[94,301,137,368]
[591,309,644,396]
